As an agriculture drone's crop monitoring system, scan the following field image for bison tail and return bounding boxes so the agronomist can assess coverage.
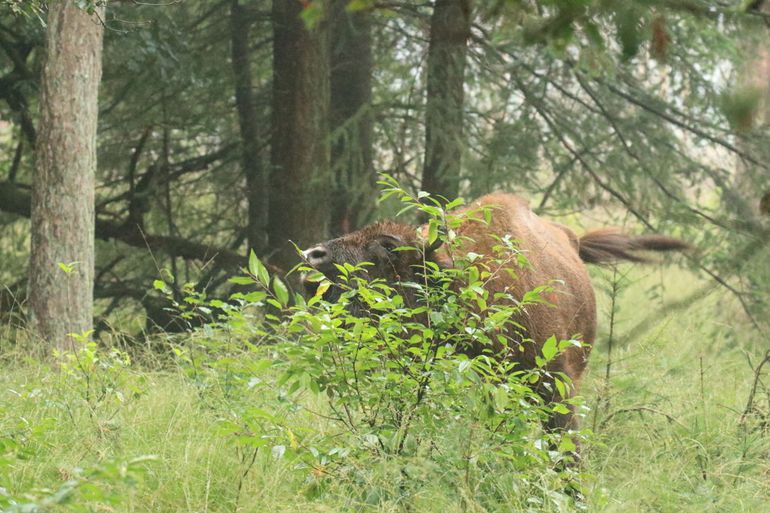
[578,228,690,265]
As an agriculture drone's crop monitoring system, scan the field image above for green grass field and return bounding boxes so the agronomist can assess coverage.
[2,265,769,512]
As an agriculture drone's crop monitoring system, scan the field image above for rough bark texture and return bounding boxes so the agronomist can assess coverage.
[329,0,374,236]
[267,0,331,269]
[421,0,472,202]
[231,0,267,255]
[29,1,104,351]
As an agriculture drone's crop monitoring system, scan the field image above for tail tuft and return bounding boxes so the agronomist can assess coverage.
[578,228,690,265]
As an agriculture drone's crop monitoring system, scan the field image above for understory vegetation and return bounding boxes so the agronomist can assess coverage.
[1,265,767,513]
[1,192,768,513]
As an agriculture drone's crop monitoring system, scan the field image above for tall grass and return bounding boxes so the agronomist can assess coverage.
[1,265,768,512]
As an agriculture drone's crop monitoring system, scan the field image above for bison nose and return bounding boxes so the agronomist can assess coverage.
[303,245,330,267]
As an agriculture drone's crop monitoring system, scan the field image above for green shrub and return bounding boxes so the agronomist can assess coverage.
[172,183,588,511]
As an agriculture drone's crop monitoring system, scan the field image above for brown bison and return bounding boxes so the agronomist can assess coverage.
[301,193,688,442]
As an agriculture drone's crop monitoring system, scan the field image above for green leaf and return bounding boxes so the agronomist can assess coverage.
[467,266,479,284]
[273,277,289,307]
[396,203,417,217]
[299,1,324,29]
[346,0,374,12]
[541,336,558,361]
[57,262,76,274]
[229,276,255,285]
[249,250,270,287]
[315,280,331,298]
[427,220,439,245]
[445,198,465,210]
[555,378,567,399]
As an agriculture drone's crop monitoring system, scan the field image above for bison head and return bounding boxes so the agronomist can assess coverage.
[301,220,443,301]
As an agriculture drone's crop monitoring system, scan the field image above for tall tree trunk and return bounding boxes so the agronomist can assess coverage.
[29,1,104,351]
[268,0,331,269]
[421,0,472,202]
[231,0,267,255]
[329,0,374,236]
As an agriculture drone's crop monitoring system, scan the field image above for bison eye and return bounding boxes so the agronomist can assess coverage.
[377,235,402,254]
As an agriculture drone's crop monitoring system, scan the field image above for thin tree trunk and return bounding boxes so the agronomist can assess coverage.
[29,1,104,351]
[329,0,374,236]
[268,0,331,269]
[231,0,267,255]
[421,0,472,203]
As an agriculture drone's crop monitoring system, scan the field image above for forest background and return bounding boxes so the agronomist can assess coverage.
[1,1,770,512]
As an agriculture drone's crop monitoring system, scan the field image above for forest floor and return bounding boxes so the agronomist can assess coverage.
[1,265,769,513]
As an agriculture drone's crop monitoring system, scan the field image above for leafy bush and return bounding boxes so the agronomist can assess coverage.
[1,183,589,512]
[172,183,588,511]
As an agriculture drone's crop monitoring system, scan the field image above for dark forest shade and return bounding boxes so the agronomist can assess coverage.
[329,0,375,236]
[421,0,472,203]
[231,0,267,256]
[268,0,331,270]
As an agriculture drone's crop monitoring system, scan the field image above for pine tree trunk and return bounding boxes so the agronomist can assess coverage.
[329,0,374,235]
[421,0,472,202]
[231,0,267,255]
[29,1,104,351]
[268,1,331,269]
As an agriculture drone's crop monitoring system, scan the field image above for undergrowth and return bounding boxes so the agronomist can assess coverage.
[1,186,768,512]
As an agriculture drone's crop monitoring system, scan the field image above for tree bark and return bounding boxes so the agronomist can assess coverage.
[329,0,374,235]
[231,0,267,255]
[28,1,104,351]
[268,0,331,269]
[420,0,472,203]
